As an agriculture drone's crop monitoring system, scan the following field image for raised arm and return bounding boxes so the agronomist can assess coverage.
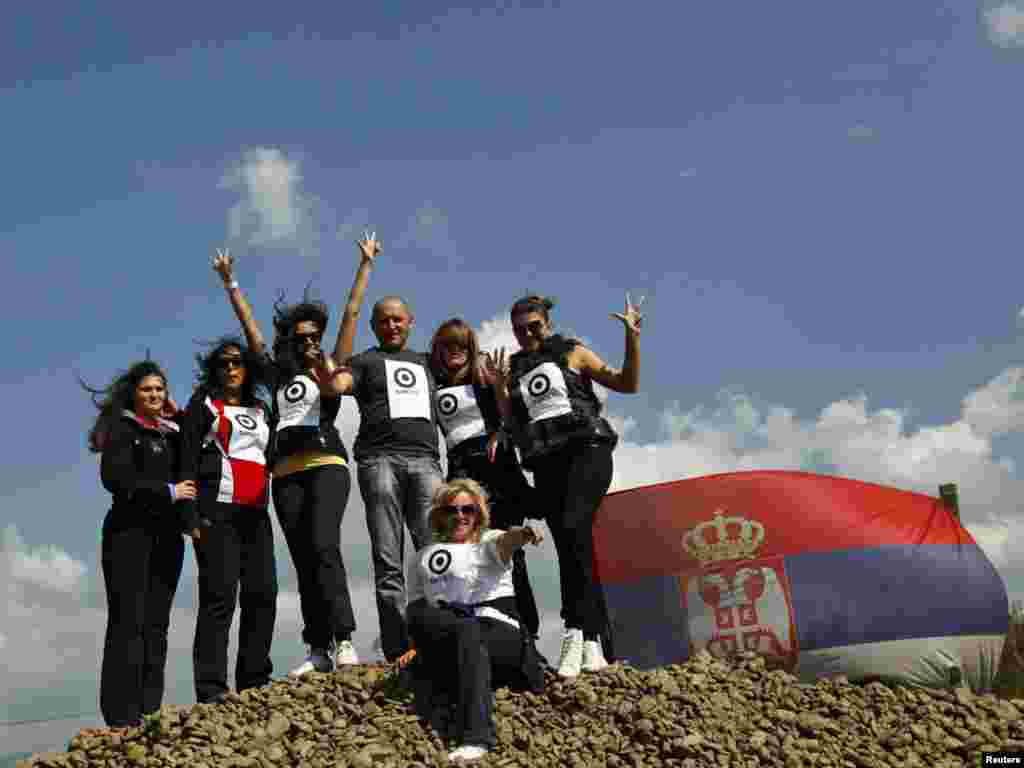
[332,232,380,364]
[314,350,355,397]
[213,248,267,357]
[495,524,544,565]
[574,293,642,394]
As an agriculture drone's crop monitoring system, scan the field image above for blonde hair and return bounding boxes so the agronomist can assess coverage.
[429,478,492,543]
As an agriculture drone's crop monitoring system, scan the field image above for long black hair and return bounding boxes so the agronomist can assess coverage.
[271,292,329,379]
[193,335,271,405]
[81,360,168,453]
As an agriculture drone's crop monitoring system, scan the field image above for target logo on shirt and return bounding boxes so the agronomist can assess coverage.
[527,372,552,397]
[383,359,431,420]
[428,549,453,575]
[234,413,258,431]
[284,380,308,404]
[437,392,459,416]
[393,366,418,389]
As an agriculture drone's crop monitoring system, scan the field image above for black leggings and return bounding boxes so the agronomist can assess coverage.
[272,464,355,648]
[100,510,184,727]
[448,450,540,636]
[408,601,539,747]
[531,441,614,638]
[192,505,277,703]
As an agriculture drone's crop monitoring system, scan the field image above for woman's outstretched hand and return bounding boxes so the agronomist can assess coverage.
[611,293,644,334]
[357,231,381,264]
[213,248,234,283]
[485,348,509,390]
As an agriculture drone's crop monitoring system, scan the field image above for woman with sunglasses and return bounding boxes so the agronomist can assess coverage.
[428,318,540,638]
[177,337,277,703]
[84,360,197,728]
[492,293,642,678]
[211,236,379,675]
[404,478,545,763]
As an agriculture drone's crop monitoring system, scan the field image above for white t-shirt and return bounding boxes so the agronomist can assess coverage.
[408,529,518,628]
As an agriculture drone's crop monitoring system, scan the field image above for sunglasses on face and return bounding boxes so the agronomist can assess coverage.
[293,333,323,346]
[216,358,245,370]
[512,320,544,336]
[443,504,479,517]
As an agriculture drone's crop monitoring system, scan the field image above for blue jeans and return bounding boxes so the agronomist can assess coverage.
[357,454,442,660]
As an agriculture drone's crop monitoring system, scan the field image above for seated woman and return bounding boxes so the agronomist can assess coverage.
[403,478,545,763]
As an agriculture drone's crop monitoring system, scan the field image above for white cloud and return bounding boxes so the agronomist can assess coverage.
[219,148,314,249]
[984,3,1024,48]
[2,525,86,594]
[604,369,1024,583]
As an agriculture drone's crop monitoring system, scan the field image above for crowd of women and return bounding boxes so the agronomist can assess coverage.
[83,234,642,762]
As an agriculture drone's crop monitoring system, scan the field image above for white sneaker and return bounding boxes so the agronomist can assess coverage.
[288,648,333,677]
[581,640,609,672]
[557,628,584,678]
[334,640,360,666]
[447,744,489,762]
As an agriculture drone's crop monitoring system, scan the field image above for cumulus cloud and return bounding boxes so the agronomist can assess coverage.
[219,148,318,256]
[604,368,1024,591]
[2,525,87,594]
[984,2,1024,48]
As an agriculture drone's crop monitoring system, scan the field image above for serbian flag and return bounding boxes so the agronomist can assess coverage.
[593,471,1009,691]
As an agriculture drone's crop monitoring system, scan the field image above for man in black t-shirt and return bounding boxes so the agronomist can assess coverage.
[348,296,443,661]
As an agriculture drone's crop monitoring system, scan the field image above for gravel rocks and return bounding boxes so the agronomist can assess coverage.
[18,651,1024,767]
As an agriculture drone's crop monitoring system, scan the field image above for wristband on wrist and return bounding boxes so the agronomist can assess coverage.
[168,483,177,502]
[225,280,239,290]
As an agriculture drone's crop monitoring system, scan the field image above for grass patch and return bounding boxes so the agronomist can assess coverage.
[995,600,1024,699]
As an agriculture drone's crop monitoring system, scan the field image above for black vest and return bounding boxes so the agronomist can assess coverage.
[507,335,617,469]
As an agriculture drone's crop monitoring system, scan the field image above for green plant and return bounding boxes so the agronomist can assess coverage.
[142,711,162,740]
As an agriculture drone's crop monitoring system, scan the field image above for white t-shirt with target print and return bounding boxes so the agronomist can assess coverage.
[518,361,573,423]
[409,530,517,627]
[435,384,487,451]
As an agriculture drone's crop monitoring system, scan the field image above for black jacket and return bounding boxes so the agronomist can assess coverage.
[100,410,184,528]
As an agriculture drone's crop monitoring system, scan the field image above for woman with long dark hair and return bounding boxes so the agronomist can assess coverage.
[211,238,376,675]
[428,318,540,637]
[178,336,277,702]
[85,360,197,727]
[492,293,641,678]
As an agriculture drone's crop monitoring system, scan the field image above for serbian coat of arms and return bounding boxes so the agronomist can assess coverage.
[679,509,799,670]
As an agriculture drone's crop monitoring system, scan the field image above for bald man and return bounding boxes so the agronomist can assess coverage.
[346,296,442,661]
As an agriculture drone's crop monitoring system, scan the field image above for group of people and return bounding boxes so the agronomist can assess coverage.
[84,233,642,761]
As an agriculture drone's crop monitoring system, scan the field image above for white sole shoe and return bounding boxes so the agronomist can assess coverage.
[581,640,609,672]
[288,649,333,677]
[557,629,584,678]
[448,744,488,762]
[334,640,360,666]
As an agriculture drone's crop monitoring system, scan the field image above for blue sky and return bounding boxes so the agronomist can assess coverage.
[4,0,1024,755]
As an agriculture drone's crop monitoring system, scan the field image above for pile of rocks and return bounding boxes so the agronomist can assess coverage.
[20,651,1024,767]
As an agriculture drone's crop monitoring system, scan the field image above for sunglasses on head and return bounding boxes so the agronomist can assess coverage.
[512,319,545,336]
[293,332,323,346]
[443,504,479,517]
[216,357,245,370]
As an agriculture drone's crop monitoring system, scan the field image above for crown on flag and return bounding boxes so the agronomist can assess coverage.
[683,509,765,564]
